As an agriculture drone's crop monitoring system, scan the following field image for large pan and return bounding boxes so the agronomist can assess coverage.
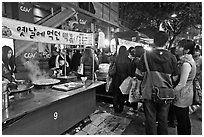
[32,78,60,89]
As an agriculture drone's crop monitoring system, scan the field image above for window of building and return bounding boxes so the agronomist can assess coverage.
[78,2,96,14]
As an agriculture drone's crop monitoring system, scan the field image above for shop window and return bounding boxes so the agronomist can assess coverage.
[78,2,96,14]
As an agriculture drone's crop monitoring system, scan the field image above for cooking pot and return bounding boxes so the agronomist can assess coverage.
[10,80,34,100]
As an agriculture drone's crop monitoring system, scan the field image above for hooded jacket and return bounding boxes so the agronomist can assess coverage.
[136,49,178,100]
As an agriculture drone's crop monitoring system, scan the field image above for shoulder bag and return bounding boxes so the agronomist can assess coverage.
[144,52,175,104]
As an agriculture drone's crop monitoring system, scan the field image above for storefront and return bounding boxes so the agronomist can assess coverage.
[2,17,105,135]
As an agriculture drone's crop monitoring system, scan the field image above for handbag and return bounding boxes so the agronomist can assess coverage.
[192,78,202,105]
[144,52,175,104]
[108,62,116,77]
[119,76,133,94]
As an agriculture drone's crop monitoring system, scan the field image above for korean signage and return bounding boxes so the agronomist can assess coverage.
[2,17,93,45]
[118,38,140,49]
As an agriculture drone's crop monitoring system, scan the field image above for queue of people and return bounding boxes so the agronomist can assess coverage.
[108,31,202,135]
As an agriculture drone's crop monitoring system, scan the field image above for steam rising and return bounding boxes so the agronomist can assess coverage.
[23,59,49,82]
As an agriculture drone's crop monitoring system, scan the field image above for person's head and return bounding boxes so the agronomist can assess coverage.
[128,47,135,57]
[2,45,13,64]
[82,47,94,62]
[116,46,128,63]
[59,56,65,66]
[118,46,128,56]
[176,39,196,57]
[194,45,201,57]
[154,31,169,47]
[135,46,145,58]
[84,46,93,55]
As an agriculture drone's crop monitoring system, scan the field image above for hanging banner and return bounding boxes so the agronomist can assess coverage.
[2,17,93,45]
[118,38,140,50]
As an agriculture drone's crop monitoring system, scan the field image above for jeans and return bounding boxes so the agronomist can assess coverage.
[168,104,176,124]
[143,99,170,135]
[174,106,191,135]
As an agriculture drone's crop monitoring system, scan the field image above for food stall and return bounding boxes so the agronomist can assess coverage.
[2,17,106,135]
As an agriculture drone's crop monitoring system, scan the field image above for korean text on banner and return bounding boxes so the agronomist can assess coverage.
[2,17,93,45]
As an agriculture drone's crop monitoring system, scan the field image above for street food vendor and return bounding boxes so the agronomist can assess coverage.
[57,56,71,76]
[2,45,17,89]
[48,47,71,76]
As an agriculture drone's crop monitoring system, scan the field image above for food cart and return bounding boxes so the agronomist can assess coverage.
[2,17,105,135]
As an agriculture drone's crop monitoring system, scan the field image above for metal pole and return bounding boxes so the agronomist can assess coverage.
[91,22,95,82]
[64,45,66,77]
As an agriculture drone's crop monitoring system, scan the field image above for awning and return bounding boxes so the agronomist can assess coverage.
[114,30,149,42]
[137,26,158,39]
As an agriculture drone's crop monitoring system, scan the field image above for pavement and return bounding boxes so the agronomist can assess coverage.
[63,96,202,135]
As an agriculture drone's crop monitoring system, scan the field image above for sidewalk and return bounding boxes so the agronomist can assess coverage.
[64,98,202,135]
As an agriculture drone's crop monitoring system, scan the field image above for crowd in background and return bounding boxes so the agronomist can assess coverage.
[107,31,202,135]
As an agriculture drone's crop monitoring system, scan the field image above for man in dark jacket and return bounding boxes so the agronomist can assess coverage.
[135,31,178,135]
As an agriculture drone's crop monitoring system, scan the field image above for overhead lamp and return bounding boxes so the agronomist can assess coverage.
[171,13,177,18]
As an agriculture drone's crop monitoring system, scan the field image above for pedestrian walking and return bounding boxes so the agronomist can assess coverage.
[135,31,179,135]
[173,39,197,135]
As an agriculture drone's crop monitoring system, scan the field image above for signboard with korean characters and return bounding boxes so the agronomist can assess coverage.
[2,17,93,46]
[118,38,141,50]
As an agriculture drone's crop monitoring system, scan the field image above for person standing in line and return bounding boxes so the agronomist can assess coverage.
[70,50,82,71]
[128,46,145,112]
[80,47,99,80]
[135,31,179,135]
[113,46,131,113]
[192,45,202,121]
[126,47,136,107]
[193,45,202,88]
[173,39,197,135]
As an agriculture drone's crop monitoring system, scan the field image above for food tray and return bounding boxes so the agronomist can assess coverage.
[52,82,83,92]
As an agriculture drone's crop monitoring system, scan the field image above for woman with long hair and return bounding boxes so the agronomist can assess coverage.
[112,46,131,113]
[2,45,16,83]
